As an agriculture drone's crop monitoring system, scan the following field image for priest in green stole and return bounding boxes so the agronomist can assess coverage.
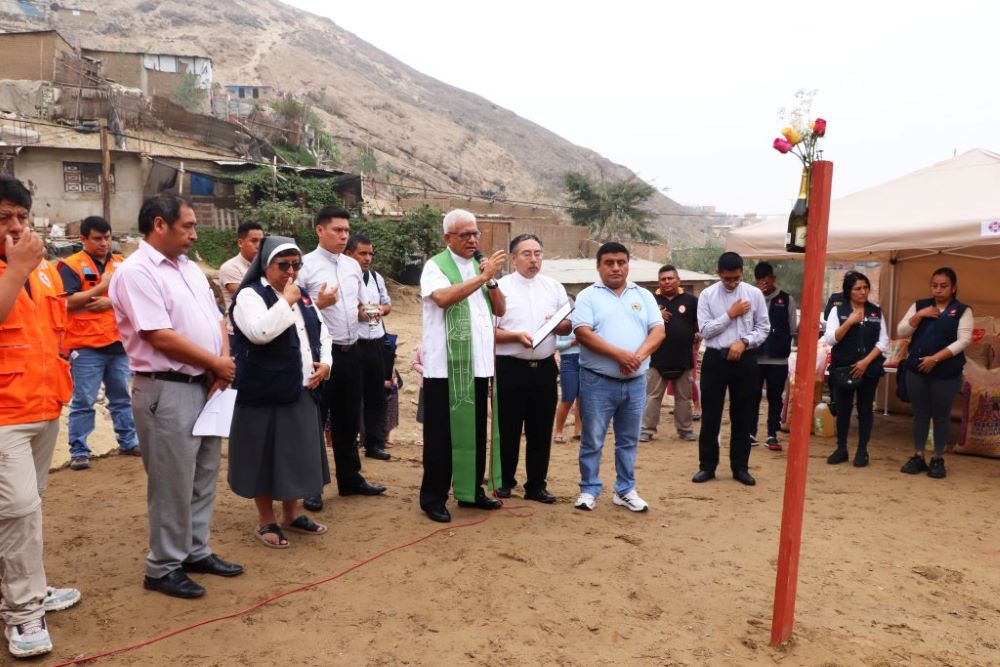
[418,209,507,523]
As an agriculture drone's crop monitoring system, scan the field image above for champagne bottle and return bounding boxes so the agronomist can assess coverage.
[785,168,809,253]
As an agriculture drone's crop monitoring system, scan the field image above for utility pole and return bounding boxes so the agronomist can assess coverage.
[99,118,111,224]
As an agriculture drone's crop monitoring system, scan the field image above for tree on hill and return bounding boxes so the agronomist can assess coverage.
[563,172,659,242]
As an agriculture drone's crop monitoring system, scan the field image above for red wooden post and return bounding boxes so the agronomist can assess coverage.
[770,160,833,646]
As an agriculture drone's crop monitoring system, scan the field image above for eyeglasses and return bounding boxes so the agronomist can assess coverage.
[517,251,543,259]
[272,261,303,272]
[449,230,482,239]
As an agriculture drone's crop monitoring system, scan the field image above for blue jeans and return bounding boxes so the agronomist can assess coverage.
[68,348,138,457]
[578,367,645,497]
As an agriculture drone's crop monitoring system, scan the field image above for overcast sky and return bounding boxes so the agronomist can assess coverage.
[280,0,1000,217]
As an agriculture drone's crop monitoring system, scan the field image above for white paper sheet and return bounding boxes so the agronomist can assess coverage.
[531,302,574,349]
[192,388,238,437]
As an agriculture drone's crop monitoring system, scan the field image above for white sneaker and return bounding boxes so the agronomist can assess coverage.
[6,617,53,658]
[574,492,596,511]
[43,586,81,613]
[613,489,649,512]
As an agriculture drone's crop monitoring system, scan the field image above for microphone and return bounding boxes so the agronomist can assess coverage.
[473,250,485,264]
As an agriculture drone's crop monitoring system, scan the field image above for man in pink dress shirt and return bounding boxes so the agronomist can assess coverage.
[109,193,243,599]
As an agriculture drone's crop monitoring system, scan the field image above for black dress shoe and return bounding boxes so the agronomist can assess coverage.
[827,448,849,465]
[182,554,244,577]
[523,489,556,504]
[339,480,386,496]
[495,487,512,499]
[457,493,502,510]
[424,506,452,523]
[143,569,205,599]
[365,448,391,461]
[303,495,324,511]
[733,470,756,486]
[692,470,716,483]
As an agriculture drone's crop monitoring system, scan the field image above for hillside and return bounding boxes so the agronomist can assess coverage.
[0,0,725,246]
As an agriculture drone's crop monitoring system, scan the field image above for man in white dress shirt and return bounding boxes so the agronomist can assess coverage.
[494,234,570,503]
[345,234,393,460]
[692,252,770,487]
[298,206,386,510]
[419,209,506,523]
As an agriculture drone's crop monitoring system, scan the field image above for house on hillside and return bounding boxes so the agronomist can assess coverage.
[50,5,99,29]
[81,48,213,110]
[224,84,274,102]
[542,258,715,298]
[0,30,75,81]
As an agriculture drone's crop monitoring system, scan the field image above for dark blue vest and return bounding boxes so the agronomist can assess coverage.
[231,281,323,406]
[830,302,885,377]
[760,290,793,359]
[907,298,967,379]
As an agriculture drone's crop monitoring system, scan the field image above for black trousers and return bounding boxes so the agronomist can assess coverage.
[698,348,759,473]
[358,338,388,452]
[496,355,558,493]
[420,377,489,511]
[321,344,366,491]
[833,374,879,451]
[753,363,789,438]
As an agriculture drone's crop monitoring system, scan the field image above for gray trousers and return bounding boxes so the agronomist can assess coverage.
[641,367,694,436]
[132,376,221,578]
[0,418,59,626]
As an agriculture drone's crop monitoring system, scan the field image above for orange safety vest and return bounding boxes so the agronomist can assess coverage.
[0,258,73,426]
[58,250,124,351]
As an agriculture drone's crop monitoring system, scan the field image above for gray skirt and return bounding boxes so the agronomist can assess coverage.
[227,390,331,501]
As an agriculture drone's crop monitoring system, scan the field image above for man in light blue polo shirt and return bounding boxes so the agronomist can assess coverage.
[571,242,665,512]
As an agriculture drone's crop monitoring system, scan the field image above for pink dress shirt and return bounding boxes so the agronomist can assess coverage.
[109,240,222,375]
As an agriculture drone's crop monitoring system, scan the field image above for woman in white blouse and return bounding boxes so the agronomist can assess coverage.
[896,267,972,479]
[227,236,332,548]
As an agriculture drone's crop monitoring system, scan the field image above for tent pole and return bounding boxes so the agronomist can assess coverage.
[770,160,833,646]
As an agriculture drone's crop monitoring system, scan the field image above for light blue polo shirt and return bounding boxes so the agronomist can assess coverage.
[572,281,663,378]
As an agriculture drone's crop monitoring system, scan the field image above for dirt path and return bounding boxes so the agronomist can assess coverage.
[37,290,1000,666]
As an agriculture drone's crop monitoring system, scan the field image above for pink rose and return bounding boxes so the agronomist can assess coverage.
[773,138,793,154]
[813,118,827,136]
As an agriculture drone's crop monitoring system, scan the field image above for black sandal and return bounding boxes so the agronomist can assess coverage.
[283,515,328,535]
[255,523,290,549]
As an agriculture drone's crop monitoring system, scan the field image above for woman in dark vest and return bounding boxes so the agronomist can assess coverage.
[228,236,332,548]
[823,272,888,467]
[896,267,972,479]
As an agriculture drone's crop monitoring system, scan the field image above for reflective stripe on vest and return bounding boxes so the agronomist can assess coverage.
[60,251,123,350]
[0,259,73,425]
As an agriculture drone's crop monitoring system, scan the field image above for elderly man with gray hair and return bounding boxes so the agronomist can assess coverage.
[418,209,506,523]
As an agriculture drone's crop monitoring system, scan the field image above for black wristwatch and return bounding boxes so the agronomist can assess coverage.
[486,279,498,289]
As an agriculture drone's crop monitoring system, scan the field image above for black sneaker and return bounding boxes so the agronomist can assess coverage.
[900,455,929,474]
[928,457,947,479]
[853,449,869,467]
[826,448,849,465]
[765,436,782,451]
[749,434,759,447]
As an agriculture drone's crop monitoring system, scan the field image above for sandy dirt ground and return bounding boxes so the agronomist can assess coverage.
[34,287,1000,667]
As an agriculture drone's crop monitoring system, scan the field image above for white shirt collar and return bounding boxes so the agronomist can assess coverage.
[448,248,472,266]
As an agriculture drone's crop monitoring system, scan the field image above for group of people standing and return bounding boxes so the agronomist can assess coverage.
[0,171,975,658]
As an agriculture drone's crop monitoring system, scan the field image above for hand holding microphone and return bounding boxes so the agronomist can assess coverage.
[474,249,506,281]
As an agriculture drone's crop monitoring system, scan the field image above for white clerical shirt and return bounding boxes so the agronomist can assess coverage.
[420,249,496,378]
[298,246,363,345]
[496,271,568,360]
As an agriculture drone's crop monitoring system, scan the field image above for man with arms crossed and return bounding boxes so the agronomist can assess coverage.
[110,193,244,599]
[640,264,699,443]
[495,234,570,503]
[58,215,140,470]
[572,242,664,513]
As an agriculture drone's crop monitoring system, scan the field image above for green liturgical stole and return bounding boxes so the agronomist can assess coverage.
[429,250,503,502]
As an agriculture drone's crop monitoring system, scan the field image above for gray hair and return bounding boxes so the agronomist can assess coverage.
[442,208,476,234]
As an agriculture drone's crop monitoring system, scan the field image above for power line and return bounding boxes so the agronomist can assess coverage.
[3,115,767,220]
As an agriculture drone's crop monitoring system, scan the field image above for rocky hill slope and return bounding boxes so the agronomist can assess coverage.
[2,0,726,245]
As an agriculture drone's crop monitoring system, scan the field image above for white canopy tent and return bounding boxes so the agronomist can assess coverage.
[727,148,1000,412]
